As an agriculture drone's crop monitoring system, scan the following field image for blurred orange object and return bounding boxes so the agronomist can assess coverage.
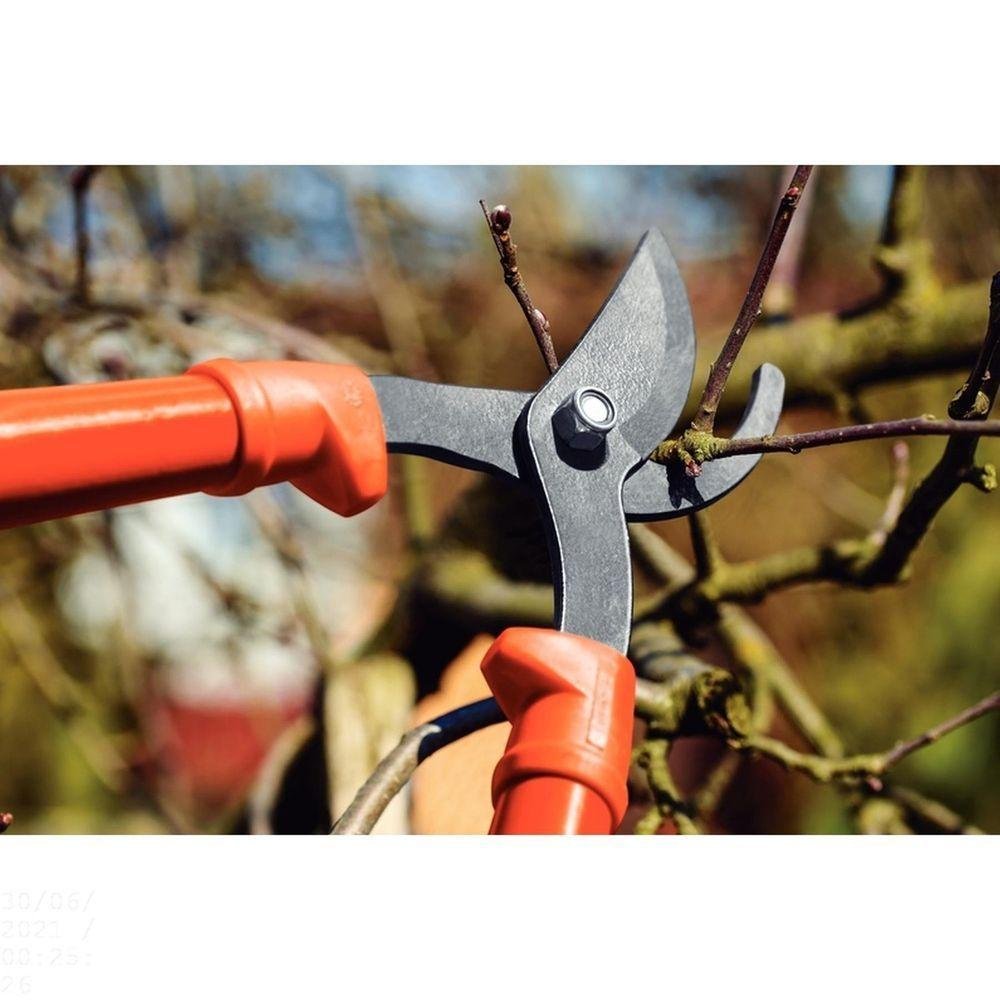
[410,636,508,834]
[0,359,387,528]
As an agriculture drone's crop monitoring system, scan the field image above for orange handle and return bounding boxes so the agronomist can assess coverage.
[0,359,388,529]
[481,628,635,835]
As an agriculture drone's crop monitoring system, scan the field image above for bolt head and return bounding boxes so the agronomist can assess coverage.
[553,387,617,451]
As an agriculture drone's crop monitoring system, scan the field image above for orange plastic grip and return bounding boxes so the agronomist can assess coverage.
[190,360,387,516]
[0,360,388,529]
[481,628,635,835]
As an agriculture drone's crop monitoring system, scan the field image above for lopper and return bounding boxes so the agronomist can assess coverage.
[0,230,784,834]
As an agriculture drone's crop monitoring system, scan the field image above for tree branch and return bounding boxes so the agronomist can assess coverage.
[868,442,911,547]
[690,165,813,433]
[633,737,703,835]
[646,273,1000,605]
[879,690,1000,774]
[479,200,559,373]
[873,166,933,300]
[761,166,819,322]
[651,414,1000,467]
[675,278,991,429]
[731,689,999,787]
[859,270,1000,582]
[69,165,101,306]
[331,697,506,834]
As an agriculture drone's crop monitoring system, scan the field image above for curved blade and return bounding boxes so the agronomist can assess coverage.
[514,230,697,653]
[370,375,529,481]
[536,229,696,455]
[623,363,785,521]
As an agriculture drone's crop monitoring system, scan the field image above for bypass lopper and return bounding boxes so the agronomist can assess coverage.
[0,230,784,834]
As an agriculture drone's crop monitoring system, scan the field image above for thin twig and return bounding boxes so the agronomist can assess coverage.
[331,697,506,834]
[688,511,723,579]
[880,690,1000,772]
[633,737,703,835]
[761,165,818,322]
[690,165,813,433]
[653,414,1000,466]
[479,200,559,373]
[733,689,999,786]
[886,786,984,835]
[868,442,911,546]
[69,165,101,305]
[868,441,910,545]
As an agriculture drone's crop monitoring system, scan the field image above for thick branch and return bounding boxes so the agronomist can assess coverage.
[331,697,507,834]
[860,271,1000,582]
[679,278,991,427]
[690,165,813,433]
[479,200,559,373]
[644,273,1000,612]
[874,166,932,299]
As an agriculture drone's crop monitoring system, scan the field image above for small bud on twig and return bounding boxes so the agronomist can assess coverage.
[479,198,559,374]
[489,204,512,234]
[0,812,12,833]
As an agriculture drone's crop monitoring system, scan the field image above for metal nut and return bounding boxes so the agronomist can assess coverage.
[553,387,617,451]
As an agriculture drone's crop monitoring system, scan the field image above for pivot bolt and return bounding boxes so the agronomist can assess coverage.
[553,387,617,451]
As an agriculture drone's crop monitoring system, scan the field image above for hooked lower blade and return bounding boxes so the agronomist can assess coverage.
[623,363,786,520]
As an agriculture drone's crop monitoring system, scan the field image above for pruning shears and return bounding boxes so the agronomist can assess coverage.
[0,230,784,834]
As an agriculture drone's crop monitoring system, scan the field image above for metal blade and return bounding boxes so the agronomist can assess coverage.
[370,375,529,481]
[622,363,785,520]
[512,230,698,652]
[537,228,696,457]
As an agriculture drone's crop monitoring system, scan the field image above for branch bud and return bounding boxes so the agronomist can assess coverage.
[489,204,512,234]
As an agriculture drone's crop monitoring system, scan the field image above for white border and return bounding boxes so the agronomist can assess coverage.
[2,836,996,999]
[4,1,1000,162]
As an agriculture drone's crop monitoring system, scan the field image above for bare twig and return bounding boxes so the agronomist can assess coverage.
[654,273,1000,476]
[761,165,818,322]
[868,442,911,546]
[732,689,999,786]
[331,697,506,834]
[885,786,984,835]
[880,690,1000,773]
[690,165,813,433]
[652,414,1000,467]
[69,165,101,305]
[479,200,559,373]
[633,738,703,835]
[689,511,723,579]
[859,271,1000,582]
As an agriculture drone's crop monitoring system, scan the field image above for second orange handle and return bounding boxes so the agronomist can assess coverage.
[481,628,635,835]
